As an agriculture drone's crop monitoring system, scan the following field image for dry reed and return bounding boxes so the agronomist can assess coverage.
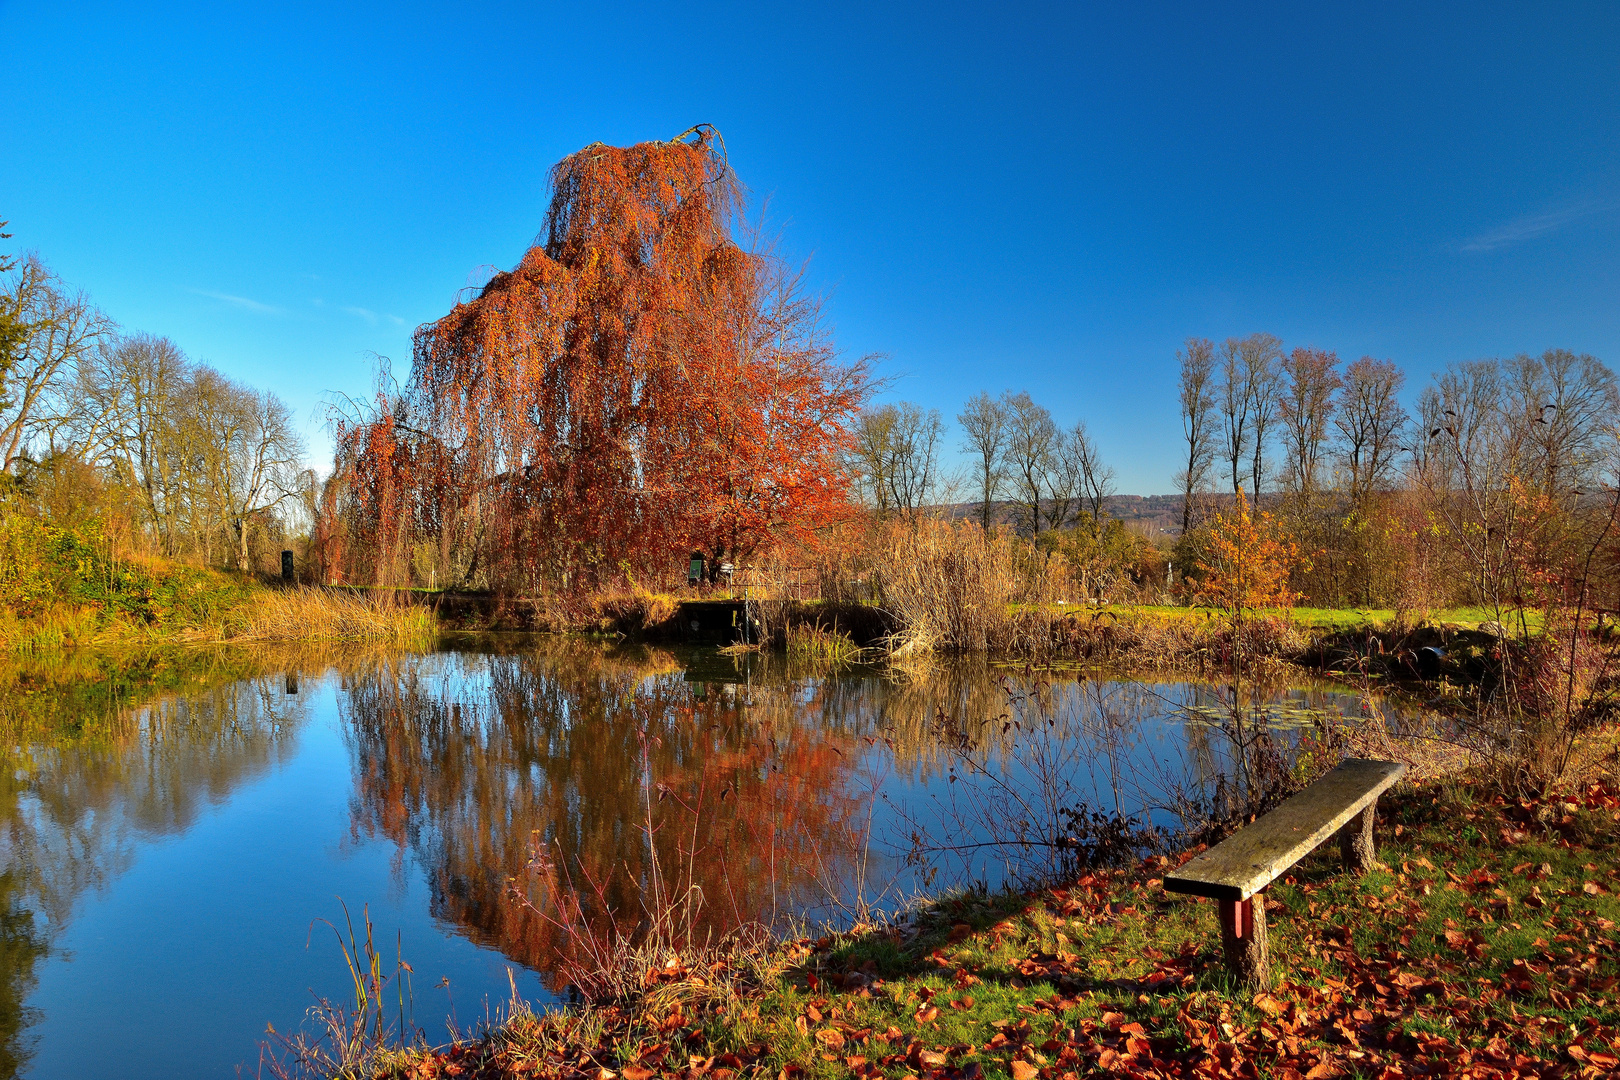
[238,587,438,647]
[849,519,1036,654]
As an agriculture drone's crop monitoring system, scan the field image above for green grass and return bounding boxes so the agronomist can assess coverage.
[1043,603,1543,633]
[0,515,254,651]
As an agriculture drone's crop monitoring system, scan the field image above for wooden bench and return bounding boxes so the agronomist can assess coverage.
[1164,758,1407,989]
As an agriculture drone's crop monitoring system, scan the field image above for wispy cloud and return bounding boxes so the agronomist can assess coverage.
[388,314,406,327]
[342,305,379,324]
[1461,199,1613,253]
[189,288,285,315]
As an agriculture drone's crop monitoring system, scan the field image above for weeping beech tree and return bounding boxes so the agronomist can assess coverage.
[326,128,870,592]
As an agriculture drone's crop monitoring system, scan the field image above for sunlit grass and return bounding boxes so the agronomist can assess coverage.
[1028,603,1546,633]
[239,587,438,647]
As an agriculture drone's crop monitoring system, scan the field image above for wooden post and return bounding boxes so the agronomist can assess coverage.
[1217,895,1270,989]
[1339,800,1376,873]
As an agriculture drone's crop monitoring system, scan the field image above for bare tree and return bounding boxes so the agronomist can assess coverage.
[75,336,305,567]
[850,407,898,514]
[1243,334,1285,497]
[1279,346,1340,496]
[0,254,116,472]
[75,333,191,553]
[0,220,23,380]
[1177,338,1217,532]
[1218,339,1251,496]
[848,402,943,520]
[1003,391,1057,536]
[1503,349,1618,501]
[958,391,1009,531]
[1044,423,1085,532]
[1071,420,1115,524]
[1336,357,1408,505]
[217,385,305,569]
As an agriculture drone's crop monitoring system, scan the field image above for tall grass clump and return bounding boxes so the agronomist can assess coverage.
[587,588,681,637]
[854,519,1038,654]
[785,621,861,665]
[239,588,438,647]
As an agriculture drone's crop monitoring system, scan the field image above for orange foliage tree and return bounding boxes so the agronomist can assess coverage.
[1196,492,1301,615]
[327,128,870,591]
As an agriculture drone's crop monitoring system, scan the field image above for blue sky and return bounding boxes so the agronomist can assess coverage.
[4,1,1618,493]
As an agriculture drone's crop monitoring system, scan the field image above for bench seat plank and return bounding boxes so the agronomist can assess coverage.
[1164,758,1407,901]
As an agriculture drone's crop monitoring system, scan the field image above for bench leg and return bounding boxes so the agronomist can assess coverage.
[1217,895,1270,990]
[1339,800,1377,874]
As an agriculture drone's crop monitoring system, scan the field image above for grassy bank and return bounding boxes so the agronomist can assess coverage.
[278,774,1620,1080]
[571,587,1516,686]
[0,516,435,653]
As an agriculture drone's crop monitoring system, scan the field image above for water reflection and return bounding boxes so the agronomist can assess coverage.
[337,643,879,990]
[0,640,1383,1077]
[333,644,1374,990]
[0,655,311,1077]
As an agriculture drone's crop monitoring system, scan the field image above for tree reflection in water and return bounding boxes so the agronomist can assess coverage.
[0,640,1385,1072]
[337,642,879,993]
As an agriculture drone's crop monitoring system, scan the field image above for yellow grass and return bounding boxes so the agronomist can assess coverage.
[237,587,439,647]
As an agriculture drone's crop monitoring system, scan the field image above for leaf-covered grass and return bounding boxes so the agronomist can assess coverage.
[338,777,1620,1079]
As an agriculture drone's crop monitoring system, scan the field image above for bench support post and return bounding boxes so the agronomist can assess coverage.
[1339,800,1377,873]
[1217,895,1270,990]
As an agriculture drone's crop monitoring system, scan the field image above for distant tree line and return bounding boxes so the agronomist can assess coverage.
[0,222,308,571]
[1175,333,1619,608]
[845,391,1116,536]
[841,332,1619,614]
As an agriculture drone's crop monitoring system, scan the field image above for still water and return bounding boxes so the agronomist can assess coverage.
[0,639,1379,1078]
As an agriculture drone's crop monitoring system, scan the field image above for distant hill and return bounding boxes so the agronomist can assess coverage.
[933,492,1270,539]
[940,494,1187,539]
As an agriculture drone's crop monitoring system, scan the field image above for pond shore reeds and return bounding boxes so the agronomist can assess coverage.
[238,587,438,647]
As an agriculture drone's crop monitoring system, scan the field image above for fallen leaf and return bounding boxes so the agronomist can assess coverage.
[1011,1061,1040,1080]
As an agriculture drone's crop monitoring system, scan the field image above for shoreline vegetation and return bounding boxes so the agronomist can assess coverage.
[0,515,435,655]
[0,509,1593,709]
[0,510,1536,683]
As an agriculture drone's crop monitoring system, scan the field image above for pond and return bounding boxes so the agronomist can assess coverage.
[0,638,1386,1078]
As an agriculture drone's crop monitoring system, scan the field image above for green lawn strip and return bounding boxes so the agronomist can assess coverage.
[1028,604,1537,633]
